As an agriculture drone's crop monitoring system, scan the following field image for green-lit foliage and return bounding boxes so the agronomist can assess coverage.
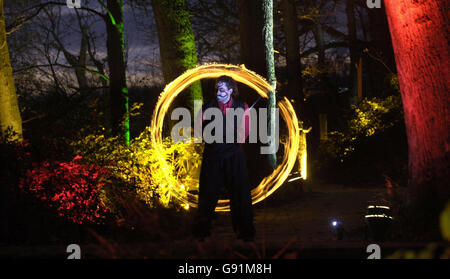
[386,243,440,259]
[70,128,203,215]
[152,0,203,111]
[385,202,450,259]
[441,201,450,242]
[320,94,403,162]
[349,95,402,137]
[388,73,400,93]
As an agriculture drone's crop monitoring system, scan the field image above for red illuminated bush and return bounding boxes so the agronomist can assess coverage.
[19,155,110,224]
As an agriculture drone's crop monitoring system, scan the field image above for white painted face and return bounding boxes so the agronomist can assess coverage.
[216,82,233,104]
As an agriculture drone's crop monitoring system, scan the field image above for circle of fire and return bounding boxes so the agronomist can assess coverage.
[150,64,300,212]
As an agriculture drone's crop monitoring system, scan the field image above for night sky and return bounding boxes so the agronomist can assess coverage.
[7,0,366,88]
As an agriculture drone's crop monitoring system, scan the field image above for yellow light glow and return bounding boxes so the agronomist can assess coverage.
[365,214,393,220]
[298,128,310,180]
[288,176,301,182]
[367,205,391,210]
[301,152,307,179]
[150,63,302,212]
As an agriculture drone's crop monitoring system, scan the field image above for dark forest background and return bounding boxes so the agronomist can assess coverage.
[2,0,448,255]
[3,0,406,182]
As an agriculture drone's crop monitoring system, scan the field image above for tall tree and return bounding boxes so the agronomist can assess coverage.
[281,0,303,114]
[364,2,396,97]
[41,7,90,93]
[384,0,450,236]
[4,1,125,141]
[188,0,240,64]
[263,0,277,169]
[240,0,277,168]
[240,0,266,79]
[345,0,359,105]
[151,0,202,115]
[366,3,395,73]
[105,0,129,145]
[0,0,22,141]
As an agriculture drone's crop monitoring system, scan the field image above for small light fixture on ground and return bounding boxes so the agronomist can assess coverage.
[287,171,301,182]
[364,204,393,241]
[331,219,344,240]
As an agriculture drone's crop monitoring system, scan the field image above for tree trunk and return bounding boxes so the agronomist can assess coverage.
[346,0,359,105]
[151,0,202,115]
[106,0,129,145]
[281,0,303,114]
[74,29,89,93]
[312,21,333,93]
[239,0,266,80]
[0,0,22,141]
[367,4,396,73]
[57,32,89,93]
[384,0,450,236]
[314,22,326,70]
[240,0,277,168]
[365,4,396,98]
[262,0,277,169]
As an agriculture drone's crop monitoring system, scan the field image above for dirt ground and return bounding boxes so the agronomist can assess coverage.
[2,181,439,259]
[181,181,392,259]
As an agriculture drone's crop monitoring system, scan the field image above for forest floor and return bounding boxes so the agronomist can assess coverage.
[3,180,440,259]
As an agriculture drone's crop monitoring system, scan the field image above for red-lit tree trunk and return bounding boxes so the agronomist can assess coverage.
[384,0,449,234]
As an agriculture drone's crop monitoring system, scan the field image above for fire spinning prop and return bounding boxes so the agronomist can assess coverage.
[150,64,302,212]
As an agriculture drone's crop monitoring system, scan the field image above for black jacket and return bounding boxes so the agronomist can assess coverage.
[202,99,246,160]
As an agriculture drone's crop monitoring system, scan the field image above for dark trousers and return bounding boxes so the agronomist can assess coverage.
[193,147,255,238]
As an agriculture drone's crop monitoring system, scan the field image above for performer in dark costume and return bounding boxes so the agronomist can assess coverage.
[193,76,255,242]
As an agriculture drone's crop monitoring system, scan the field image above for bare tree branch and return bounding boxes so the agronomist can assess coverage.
[13,63,110,82]
[6,1,106,34]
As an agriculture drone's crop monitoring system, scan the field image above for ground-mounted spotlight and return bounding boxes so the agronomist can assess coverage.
[287,171,301,183]
[331,219,344,240]
[364,205,393,241]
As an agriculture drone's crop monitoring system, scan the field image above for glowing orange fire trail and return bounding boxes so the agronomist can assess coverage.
[150,64,300,212]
